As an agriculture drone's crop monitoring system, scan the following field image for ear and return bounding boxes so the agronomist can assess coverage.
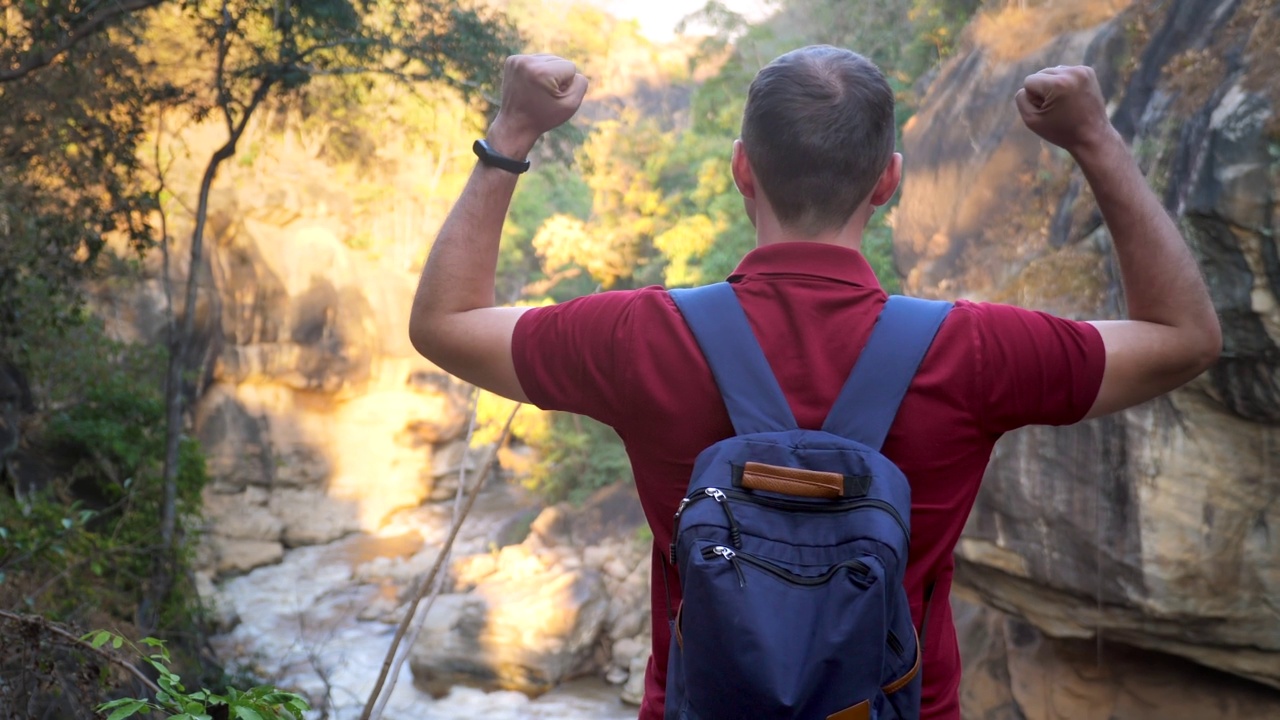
[732,139,758,226]
[731,139,756,200]
[868,152,903,208]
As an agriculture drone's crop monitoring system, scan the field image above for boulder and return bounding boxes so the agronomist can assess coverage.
[201,487,282,542]
[897,0,1280,688]
[567,481,647,546]
[409,549,608,697]
[210,537,284,575]
[620,652,648,707]
[268,488,361,547]
[955,596,1280,719]
[194,571,240,633]
[194,387,273,490]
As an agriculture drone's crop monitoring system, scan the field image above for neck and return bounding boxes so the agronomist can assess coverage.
[754,205,872,252]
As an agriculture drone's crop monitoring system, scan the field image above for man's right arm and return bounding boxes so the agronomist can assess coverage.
[1015,67,1222,419]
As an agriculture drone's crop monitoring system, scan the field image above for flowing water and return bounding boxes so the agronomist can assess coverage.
[210,486,639,720]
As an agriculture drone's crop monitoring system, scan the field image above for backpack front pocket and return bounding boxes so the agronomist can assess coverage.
[671,541,890,720]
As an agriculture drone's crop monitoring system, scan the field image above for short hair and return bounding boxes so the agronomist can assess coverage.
[740,46,896,236]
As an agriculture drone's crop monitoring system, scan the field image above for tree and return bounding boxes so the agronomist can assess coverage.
[0,0,170,83]
[0,12,160,364]
[142,0,517,631]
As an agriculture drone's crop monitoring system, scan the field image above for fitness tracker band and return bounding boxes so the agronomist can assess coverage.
[472,139,531,175]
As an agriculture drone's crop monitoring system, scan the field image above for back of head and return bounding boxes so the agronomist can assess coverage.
[741,46,896,236]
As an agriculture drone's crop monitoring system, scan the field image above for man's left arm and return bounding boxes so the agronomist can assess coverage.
[408,55,588,401]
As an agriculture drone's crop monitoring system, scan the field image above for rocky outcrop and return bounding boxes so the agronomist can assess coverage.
[955,596,1280,719]
[410,545,610,697]
[409,482,652,702]
[897,0,1280,692]
[100,136,481,577]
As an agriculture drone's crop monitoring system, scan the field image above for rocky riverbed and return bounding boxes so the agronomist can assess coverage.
[205,480,649,719]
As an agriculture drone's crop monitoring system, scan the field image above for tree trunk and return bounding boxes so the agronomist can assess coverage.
[142,140,234,633]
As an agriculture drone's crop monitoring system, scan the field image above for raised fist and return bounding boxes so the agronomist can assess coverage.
[1015,65,1114,154]
[488,54,588,156]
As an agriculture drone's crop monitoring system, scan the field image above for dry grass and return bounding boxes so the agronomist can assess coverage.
[1162,0,1280,124]
[968,0,1133,62]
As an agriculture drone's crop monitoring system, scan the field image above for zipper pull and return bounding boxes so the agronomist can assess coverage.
[705,489,742,549]
[712,545,746,587]
[675,496,692,517]
[670,496,693,564]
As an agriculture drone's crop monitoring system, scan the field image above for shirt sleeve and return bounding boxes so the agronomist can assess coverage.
[961,301,1106,434]
[510,290,639,427]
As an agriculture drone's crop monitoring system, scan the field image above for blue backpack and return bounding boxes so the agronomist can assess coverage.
[663,282,951,720]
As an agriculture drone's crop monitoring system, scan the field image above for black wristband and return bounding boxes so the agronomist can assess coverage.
[473,139,531,175]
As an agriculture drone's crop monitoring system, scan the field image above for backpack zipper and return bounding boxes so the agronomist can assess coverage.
[709,545,745,587]
[670,488,742,562]
[719,487,909,540]
[670,486,909,563]
[700,544,871,587]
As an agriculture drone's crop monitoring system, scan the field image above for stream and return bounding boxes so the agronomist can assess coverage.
[209,484,640,720]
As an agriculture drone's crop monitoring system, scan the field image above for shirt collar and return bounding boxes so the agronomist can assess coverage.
[727,241,883,288]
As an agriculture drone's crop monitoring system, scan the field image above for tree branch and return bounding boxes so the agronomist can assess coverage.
[0,610,163,697]
[215,1,235,137]
[0,0,169,83]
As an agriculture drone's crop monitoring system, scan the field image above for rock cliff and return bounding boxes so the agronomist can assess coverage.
[896,0,1280,695]
[96,128,477,577]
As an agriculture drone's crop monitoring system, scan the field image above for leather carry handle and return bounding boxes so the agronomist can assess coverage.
[735,462,868,499]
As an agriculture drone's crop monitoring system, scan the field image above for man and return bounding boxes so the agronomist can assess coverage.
[408,48,1221,719]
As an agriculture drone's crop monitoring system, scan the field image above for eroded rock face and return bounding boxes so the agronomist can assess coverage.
[134,162,479,574]
[955,597,1280,719]
[897,0,1280,690]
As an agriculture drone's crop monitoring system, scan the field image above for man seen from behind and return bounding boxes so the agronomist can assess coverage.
[407,47,1222,719]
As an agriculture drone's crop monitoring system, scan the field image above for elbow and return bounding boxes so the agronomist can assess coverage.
[1191,314,1223,376]
[408,310,440,362]
[1200,327,1223,374]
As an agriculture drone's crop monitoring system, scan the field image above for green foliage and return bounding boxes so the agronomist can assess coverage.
[1,315,206,624]
[863,214,903,294]
[88,632,310,720]
[525,413,631,505]
[167,0,519,130]
[498,164,593,301]
[507,0,979,299]
[0,22,161,364]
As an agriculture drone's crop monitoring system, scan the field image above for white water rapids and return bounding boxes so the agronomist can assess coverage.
[209,485,639,720]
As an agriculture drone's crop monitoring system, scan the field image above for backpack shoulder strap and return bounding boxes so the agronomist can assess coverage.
[821,296,952,449]
[670,283,798,435]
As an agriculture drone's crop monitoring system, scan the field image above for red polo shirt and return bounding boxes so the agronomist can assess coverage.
[511,241,1104,719]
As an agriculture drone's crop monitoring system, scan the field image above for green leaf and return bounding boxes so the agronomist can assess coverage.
[88,631,111,649]
[233,706,265,720]
[111,634,123,649]
[105,699,148,720]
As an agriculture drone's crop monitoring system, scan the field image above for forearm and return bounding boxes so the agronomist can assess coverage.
[405,54,585,401]
[1073,130,1218,336]
[411,126,535,323]
[1073,128,1221,417]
